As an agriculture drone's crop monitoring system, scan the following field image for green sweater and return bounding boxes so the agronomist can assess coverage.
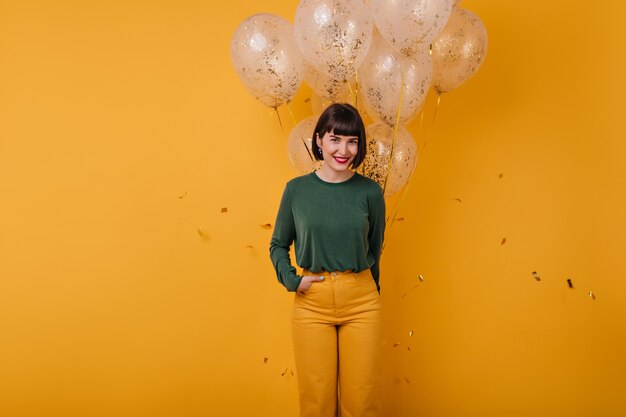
[269,172,386,292]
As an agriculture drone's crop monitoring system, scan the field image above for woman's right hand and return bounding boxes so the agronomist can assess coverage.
[297,275,325,294]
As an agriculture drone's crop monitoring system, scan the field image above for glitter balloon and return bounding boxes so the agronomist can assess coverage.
[287,115,323,174]
[431,8,488,93]
[294,0,373,89]
[231,14,305,108]
[360,122,417,197]
[359,33,432,126]
[369,0,454,56]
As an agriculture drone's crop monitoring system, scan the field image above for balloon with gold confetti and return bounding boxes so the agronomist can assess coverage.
[294,0,373,92]
[369,0,454,56]
[431,8,488,93]
[305,62,356,103]
[231,14,305,108]
[359,122,417,197]
[359,32,432,126]
[287,115,323,174]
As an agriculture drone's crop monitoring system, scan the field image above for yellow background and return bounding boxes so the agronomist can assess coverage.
[1,1,625,416]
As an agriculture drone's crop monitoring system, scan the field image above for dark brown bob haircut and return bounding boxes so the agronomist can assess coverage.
[311,103,367,169]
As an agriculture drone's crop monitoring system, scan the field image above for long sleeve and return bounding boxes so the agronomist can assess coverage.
[269,184,302,292]
[367,186,386,292]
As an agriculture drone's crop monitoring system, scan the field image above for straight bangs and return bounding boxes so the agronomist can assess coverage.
[323,112,361,138]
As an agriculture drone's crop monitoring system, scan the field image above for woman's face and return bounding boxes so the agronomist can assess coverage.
[316,130,359,172]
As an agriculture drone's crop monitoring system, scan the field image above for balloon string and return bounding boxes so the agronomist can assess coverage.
[275,106,283,132]
[286,101,297,126]
[382,74,405,196]
[354,71,359,108]
[347,79,356,105]
[422,92,442,150]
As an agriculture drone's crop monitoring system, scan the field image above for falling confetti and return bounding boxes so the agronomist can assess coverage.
[281,368,288,376]
[178,191,188,199]
[498,173,504,179]
[418,274,424,282]
[260,223,273,230]
[532,271,541,281]
[409,330,414,336]
[245,245,254,249]
[304,97,311,103]
[221,207,228,213]
[407,346,411,352]
[567,278,574,289]
[264,357,269,364]
[501,238,507,245]
[405,377,411,383]
[396,217,405,222]
[588,291,596,300]
[393,343,400,348]
[197,228,209,240]
[291,370,294,376]
[454,198,463,203]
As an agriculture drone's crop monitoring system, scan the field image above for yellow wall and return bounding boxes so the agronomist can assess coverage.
[1,1,624,416]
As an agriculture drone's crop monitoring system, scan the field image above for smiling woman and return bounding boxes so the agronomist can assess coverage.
[269,103,386,417]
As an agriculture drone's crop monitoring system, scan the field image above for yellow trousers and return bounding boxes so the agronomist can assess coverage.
[292,269,381,417]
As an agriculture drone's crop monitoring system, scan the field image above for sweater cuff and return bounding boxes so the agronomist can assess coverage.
[286,273,302,292]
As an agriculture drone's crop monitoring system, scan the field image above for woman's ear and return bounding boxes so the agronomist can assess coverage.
[315,133,322,148]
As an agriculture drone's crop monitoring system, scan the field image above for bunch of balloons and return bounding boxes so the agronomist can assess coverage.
[231,0,487,197]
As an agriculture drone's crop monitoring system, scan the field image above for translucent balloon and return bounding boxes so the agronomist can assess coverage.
[360,122,417,197]
[287,116,323,174]
[369,0,454,56]
[359,33,432,126]
[231,14,304,108]
[431,8,488,93]
[310,88,355,114]
[304,61,355,102]
[294,0,373,87]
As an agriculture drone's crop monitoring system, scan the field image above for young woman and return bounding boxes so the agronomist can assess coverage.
[270,103,386,417]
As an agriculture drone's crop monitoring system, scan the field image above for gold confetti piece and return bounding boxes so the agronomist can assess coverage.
[281,368,288,376]
[396,217,405,221]
[291,370,294,376]
[405,377,411,383]
[532,271,541,281]
[454,198,463,203]
[567,278,574,289]
[221,207,228,213]
[501,237,507,245]
[260,223,273,230]
[588,291,596,300]
[407,346,411,352]
[263,357,269,364]
[498,173,504,179]
[178,191,188,199]
[245,245,254,249]
[304,97,311,103]
[197,228,209,240]
[409,330,414,337]
[418,274,424,282]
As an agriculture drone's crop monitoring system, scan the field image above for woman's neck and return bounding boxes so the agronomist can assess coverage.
[315,164,355,183]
